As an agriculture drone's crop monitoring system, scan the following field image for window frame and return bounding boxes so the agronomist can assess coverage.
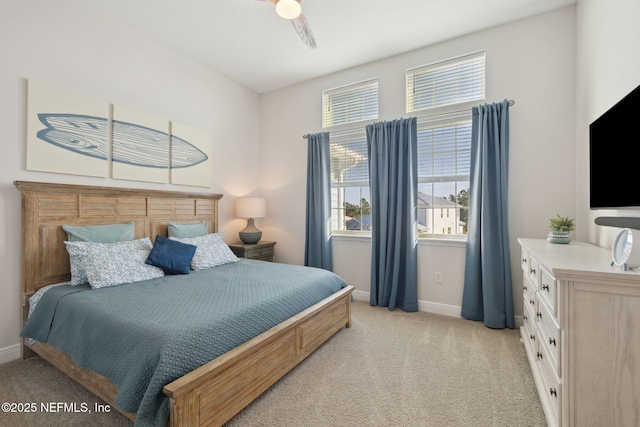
[416,112,472,240]
[329,128,371,235]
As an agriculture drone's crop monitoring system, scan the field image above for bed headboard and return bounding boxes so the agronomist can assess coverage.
[14,181,222,301]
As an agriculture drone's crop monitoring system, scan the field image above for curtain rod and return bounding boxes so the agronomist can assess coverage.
[302,99,515,139]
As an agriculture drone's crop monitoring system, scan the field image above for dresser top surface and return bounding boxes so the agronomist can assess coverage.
[518,238,640,281]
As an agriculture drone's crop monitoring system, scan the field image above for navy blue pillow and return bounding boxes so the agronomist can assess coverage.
[146,235,197,275]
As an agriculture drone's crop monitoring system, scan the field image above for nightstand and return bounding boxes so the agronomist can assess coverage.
[229,241,276,262]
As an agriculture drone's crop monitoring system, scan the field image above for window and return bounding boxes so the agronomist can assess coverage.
[417,113,471,237]
[407,51,485,112]
[324,51,481,237]
[408,51,481,237]
[328,116,471,236]
[329,130,370,232]
[323,79,379,128]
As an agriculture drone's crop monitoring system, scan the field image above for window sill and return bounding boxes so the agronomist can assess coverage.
[331,233,371,242]
[331,233,467,247]
[418,237,467,248]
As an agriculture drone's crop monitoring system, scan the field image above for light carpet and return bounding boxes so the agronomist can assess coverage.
[0,300,546,426]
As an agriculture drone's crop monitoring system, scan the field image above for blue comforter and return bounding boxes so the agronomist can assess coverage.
[21,259,347,427]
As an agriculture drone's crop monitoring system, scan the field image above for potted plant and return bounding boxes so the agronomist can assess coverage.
[547,214,575,244]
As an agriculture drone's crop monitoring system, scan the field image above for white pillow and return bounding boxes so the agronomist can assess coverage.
[66,238,164,289]
[170,233,239,270]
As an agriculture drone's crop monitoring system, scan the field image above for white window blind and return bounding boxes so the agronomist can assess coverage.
[407,51,485,112]
[323,79,379,128]
[417,115,472,183]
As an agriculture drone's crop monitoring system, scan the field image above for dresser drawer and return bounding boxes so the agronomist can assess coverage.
[522,297,537,354]
[521,247,529,272]
[528,257,539,290]
[539,266,556,313]
[537,296,560,375]
[538,334,561,426]
[523,275,537,311]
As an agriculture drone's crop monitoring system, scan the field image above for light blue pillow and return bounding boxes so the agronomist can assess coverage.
[168,221,210,238]
[63,222,135,243]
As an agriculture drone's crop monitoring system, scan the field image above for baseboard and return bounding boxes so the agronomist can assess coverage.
[353,289,524,328]
[514,315,523,329]
[351,289,371,302]
[417,300,462,317]
[0,343,22,365]
[352,290,462,318]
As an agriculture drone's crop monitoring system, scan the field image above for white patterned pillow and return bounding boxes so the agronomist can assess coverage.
[170,233,239,270]
[84,239,165,289]
[67,238,164,289]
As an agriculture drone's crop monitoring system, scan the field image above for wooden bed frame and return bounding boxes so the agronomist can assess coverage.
[15,181,353,427]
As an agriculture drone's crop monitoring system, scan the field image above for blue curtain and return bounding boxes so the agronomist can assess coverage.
[367,118,418,312]
[461,100,514,329]
[304,132,333,271]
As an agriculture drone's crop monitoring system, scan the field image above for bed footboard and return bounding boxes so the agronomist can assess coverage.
[164,285,353,427]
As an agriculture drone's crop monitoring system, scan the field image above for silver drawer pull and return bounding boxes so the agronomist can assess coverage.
[530,268,536,274]
[537,352,543,360]
[530,334,535,340]
[523,285,528,291]
[529,299,535,305]
[542,284,550,291]
[536,312,542,319]
[549,337,556,346]
[523,315,527,321]
[550,388,557,397]
[522,258,527,263]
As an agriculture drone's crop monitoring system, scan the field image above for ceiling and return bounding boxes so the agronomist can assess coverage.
[73,0,576,94]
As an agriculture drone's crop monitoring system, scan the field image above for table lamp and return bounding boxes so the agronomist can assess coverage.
[236,197,266,244]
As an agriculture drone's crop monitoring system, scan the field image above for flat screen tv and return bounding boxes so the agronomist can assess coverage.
[590,84,640,209]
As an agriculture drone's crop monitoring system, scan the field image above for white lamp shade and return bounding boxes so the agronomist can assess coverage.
[275,0,301,19]
[612,228,640,268]
[236,197,266,219]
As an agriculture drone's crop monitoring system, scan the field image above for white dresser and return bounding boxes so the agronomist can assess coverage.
[518,238,640,427]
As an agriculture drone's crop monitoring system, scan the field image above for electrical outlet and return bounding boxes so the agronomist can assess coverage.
[435,272,442,283]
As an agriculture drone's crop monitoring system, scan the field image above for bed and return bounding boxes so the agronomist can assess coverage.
[15,181,354,427]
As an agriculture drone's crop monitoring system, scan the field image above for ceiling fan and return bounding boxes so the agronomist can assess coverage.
[259,0,317,49]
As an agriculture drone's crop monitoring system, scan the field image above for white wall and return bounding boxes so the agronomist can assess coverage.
[0,0,261,362]
[260,7,577,319]
[576,0,640,247]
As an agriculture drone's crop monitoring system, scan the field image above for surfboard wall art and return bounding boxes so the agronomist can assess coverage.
[26,79,212,187]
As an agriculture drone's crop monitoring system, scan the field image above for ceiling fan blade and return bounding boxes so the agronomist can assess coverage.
[290,11,316,49]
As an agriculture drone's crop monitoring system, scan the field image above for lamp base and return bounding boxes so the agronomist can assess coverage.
[239,218,262,244]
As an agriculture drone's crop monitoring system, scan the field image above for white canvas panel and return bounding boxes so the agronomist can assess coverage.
[26,79,109,177]
[170,121,212,188]
[112,105,169,183]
